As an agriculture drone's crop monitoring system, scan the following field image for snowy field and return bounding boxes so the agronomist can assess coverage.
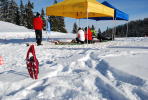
[0,21,148,100]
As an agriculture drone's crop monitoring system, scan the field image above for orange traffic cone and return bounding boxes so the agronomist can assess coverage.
[0,56,4,65]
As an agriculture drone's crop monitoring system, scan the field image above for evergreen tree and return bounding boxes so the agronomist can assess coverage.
[91,25,95,30]
[102,27,112,37]
[0,0,4,19]
[98,28,101,34]
[6,0,11,22]
[1,0,9,21]
[15,7,21,25]
[102,19,147,37]
[72,22,78,34]
[25,0,34,29]
[48,16,58,31]
[48,0,58,32]
[58,16,67,33]
[41,8,45,18]
[20,0,25,26]
[9,0,19,24]
[0,0,20,24]
[48,0,67,33]
[144,18,148,36]
[41,8,46,30]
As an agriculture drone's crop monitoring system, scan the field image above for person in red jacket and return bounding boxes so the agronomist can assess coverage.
[84,27,93,44]
[33,12,43,46]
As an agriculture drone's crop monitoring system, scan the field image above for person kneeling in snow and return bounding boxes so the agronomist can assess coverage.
[75,28,85,44]
[97,33,112,42]
[33,12,43,46]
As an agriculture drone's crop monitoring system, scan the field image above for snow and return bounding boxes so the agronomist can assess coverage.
[0,21,33,32]
[0,21,148,100]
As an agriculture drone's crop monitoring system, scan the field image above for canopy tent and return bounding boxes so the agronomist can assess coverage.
[46,0,114,19]
[88,1,129,21]
[85,1,129,40]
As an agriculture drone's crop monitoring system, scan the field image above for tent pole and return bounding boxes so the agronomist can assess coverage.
[113,17,116,40]
[112,17,114,40]
[114,17,116,40]
[126,21,128,37]
[77,18,79,28]
[45,16,49,41]
[79,19,80,28]
[87,8,88,44]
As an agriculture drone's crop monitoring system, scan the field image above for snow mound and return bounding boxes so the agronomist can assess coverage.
[0,21,32,32]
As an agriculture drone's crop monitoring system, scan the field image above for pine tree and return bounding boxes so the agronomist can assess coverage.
[0,0,20,24]
[101,19,147,37]
[0,0,3,19]
[6,0,11,22]
[8,0,19,24]
[58,16,67,33]
[91,25,95,30]
[98,28,101,34]
[48,16,58,31]
[20,0,25,26]
[25,0,34,29]
[144,18,148,36]
[15,7,20,25]
[1,0,9,21]
[102,27,112,37]
[41,8,46,30]
[72,22,78,34]
[48,0,58,32]
[48,0,67,33]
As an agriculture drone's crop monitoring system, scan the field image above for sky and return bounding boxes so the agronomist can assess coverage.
[17,0,148,32]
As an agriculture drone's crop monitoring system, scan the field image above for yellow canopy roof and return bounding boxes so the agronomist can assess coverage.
[46,0,114,19]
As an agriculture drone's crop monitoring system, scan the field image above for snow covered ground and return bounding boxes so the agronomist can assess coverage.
[0,21,148,100]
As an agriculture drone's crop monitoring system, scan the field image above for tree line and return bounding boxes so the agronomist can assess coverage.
[72,23,101,34]
[0,0,67,33]
[0,0,35,29]
[72,18,148,38]
[102,18,148,37]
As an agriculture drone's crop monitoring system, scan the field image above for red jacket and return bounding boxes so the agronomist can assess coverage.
[85,28,92,40]
[33,17,43,30]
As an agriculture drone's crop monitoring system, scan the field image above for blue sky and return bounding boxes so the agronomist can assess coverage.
[18,0,148,32]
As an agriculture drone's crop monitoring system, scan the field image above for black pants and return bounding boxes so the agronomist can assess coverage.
[76,38,84,44]
[97,34,112,42]
[85,40,93,44]
[35,30,42,45]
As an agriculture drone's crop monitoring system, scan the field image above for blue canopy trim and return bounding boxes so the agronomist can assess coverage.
[88,1,129,21]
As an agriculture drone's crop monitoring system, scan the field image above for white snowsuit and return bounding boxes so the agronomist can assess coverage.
[77,29,85,41]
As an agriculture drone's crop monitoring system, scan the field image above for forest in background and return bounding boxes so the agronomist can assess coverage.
[102,18,148,37]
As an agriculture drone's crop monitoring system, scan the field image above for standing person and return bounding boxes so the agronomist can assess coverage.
[76,28,85,44]
[85,27,93,43]
[91,29,97,38]
[33,12,43,46]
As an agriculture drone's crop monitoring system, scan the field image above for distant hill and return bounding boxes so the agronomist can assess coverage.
[102,18,148,37]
